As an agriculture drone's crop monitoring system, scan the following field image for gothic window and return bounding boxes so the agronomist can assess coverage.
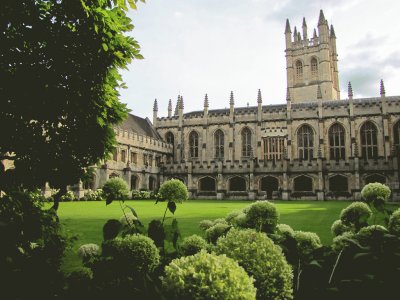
[294,175,313,191]
[241,127,252,157]
[394,121,400,150]
[365,174,386,184]
[189,131,199,158]
[229,176,247,191]
[166,132,174,145]
[297,125,314,160]
[329,175,348,192]
[263,137,285,160]
[130,152,137,164]
[214,129,224,159]
[121,150,126,162]
[199,177,216,191]
[360,122,378,159]
[329,123,346,160]
[311,57,318,79]
[112,149,118,161]
[295,60,303,81]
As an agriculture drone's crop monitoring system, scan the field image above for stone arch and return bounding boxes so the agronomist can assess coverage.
[359,121,379,159]
[229,176,247,192]
[293,175,313,191]
[168,176,185,184]
[188,130,200,159]
[131,174,139,190]
[198,176,216,192]
[296,124,315,160]
[148,176,157,191]
[329,174,348,192]
[260,176,279,199]
[328,122,346,160]
[109,172,119,179]
[364,173,386,185]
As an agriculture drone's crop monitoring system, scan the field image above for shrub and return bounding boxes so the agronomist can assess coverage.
[332,231,356,253]
[232,212,248,227]
[331,219,352,237]
[244,200,279,233]
[276,224,295,238]
[67,267,93,289]
[361,182,391,202]
[131,190,151,200]
[199,219,214,231]
[388,208,400,235]
[102,178,130,204]
[102,219,122,240]
[61,190,77,202]
[78,243,100,262]
[213,218,229,225]
[357,225,388,240]
[216,228,293,300]
[225,210,242,223]
[147,219,166,248]
[158,179,188,203]
[162,250,256,300]
[179,234,209,256]
[293,231,322,257]
[119,213,137,227]
[83,189,103,201]
[205,223,231,244]
[340,201,372,231]
[102,234,160,274]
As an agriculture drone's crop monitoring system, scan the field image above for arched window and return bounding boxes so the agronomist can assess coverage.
[297,125,314,160]
[365,174,386,184]
[131,175,137,190]
[295,60,303,81]
[189,131,199,158]
[394,121,400,150]
[229,176,247,191]
[360,122,378,159]
[166,132,174,145]
[260,176,279,199]
[311,57,318,79]
[199,177,216,191]
[329,123,346,160]
[241,127,252,157]
[214,129,224,159]
[329,175,348,192]
[294,175,313,191]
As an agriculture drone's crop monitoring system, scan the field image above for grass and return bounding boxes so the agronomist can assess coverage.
[57,199,398,273]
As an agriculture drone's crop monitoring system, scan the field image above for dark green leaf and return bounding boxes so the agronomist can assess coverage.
[125,205,138,218]
[167,201,176,214]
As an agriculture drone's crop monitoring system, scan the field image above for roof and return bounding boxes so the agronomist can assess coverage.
[119,113,161,140]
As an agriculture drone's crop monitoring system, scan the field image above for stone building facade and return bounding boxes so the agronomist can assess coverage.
[95,10,400,201]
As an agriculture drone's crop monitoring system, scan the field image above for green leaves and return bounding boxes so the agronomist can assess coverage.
[167,201,176,214]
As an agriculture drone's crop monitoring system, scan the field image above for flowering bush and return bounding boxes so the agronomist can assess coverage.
[61,191,77,202]
[293,231,322,257]
[199,219,214,231]
[243,200,279,233]
[331,219,352,237]
[340,202,372,231]
[131,190,151,200]
[77,243,100,262]
[179,234,209,256]
[388,208,400,235]
[332,231,356,253]
[276,223,295,238]
[162,250,256,300]
[102,234,160,274]
[216,228,293,300]
[102,177,130,204]
[83,189,103,201]
[119,213,137,227]
[357,225,388,240]
[158,179,188,203]
[361,182,391,202]
[225,210,242,223]
[205,223,231,244]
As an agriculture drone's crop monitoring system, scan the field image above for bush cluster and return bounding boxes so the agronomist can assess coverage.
[293,231,322,257]
[332,231,356,253]
[244,201,279,233]
[179,234,209,256]
[388,208,400,235]
[205,223,231,244]
[131,190,151,200]
[158,179,188,202]
[83,189,104,201]
[162,251,256,300]
[102,178,130,203]
[78,243,100,262]
[61,190,77,202]
[331,219,352,237]
[216,228,293,300]
[361,182,391,202]
[340,201,372,231]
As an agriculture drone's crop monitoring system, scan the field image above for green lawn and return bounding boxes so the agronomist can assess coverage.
[58,199,357,273]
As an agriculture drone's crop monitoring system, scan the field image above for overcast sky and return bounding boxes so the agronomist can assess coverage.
[120,0,400,119]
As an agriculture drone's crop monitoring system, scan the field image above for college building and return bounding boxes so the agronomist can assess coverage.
[90,10,400,201]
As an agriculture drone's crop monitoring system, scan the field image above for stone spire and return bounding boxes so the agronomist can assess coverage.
[179,96,184,109]
[380,79,385,96]
[174,96,179,116]
[168,99,172,117]
[318,9,326,25]
[330,24,336,38]
[229,91,234,106]
[204,93,209,108]
[348,82,353,99]
[293,26,298,42]
[153,99,158,111]
[257,89,262,104]
[317,84,322,99]
[302,17,308,40]
[285,19,291,34]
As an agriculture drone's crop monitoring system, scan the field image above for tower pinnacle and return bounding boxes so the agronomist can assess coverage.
[285,19,291,33]
[380,79,385,96]
[348,82,353,98]
[204,94,209,108]
[230,91,234,106]
[318,9,326,25]
[257,89,262,104]
[153,99,158,111]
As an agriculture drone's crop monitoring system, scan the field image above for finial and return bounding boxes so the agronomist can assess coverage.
[257,89,262,104]
[348,82,353,98]
[330,24,336,38]
[318,9,326,25]
[313,28,317,38]
[153,99,158,111]
[317,84,322,99]
[204,94,209,108]
[297,32,301,41]
[174,95,179,115]
[293,26,298,41]
[286,88,291,102]
[168,99,172,111]
[302,17,307,27]
[230,91,234,106]
[380,79,385,96]
[179,96,184,109]
[285,19,291,34]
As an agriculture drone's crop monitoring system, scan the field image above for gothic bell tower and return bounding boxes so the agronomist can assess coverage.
[285,10,340,102]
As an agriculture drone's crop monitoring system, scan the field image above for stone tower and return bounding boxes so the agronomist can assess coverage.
[285,10,340,102]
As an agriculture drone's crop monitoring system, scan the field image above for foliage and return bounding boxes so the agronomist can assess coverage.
[66,267,93,298]
[205,223,231,244]
[332,231,356,252]
[388,208,400,235]
[276,223,295,238]
[199,219,214,231]
[0,0,143,193]
[162,250,256,300]
[119,212,137,227]
[293,231,322,257]
[0,191,69,299]
[78,243,100,262]
[157,179,189,223]
[147,219,165,249]
[101,234,160,274]
[102,177,130,205]
[83,189,104,201]
[244,200,279,233]
[361,182,391,203]
[331,219,352,237]
[102,219,122,241]
[356,225,388,240]
[61,190,77,202]
[340,201,372,231]
[225,209,242,223]
[179,234,209,256]
[216,228,293,300]
[131,190,151,200]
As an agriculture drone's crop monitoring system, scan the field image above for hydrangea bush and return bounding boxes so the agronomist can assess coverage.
[331,219,352,237]
[361,182,391,202]
[83,189,103,201]
[102,177,130,204]
[244,200,279,233]
[340,202,372,231]
[162,251,256,300]
[205,223,231,244]
[216,228,293,300]
[293,231,322,257]
[388,208,400,235]
[179,234,209,256]
[332,231,356,253]
[77,243,100,261]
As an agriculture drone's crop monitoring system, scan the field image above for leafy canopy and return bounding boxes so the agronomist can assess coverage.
[0,0,144,191]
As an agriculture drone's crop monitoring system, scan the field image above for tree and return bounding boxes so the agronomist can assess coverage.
[0,0,144,203]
